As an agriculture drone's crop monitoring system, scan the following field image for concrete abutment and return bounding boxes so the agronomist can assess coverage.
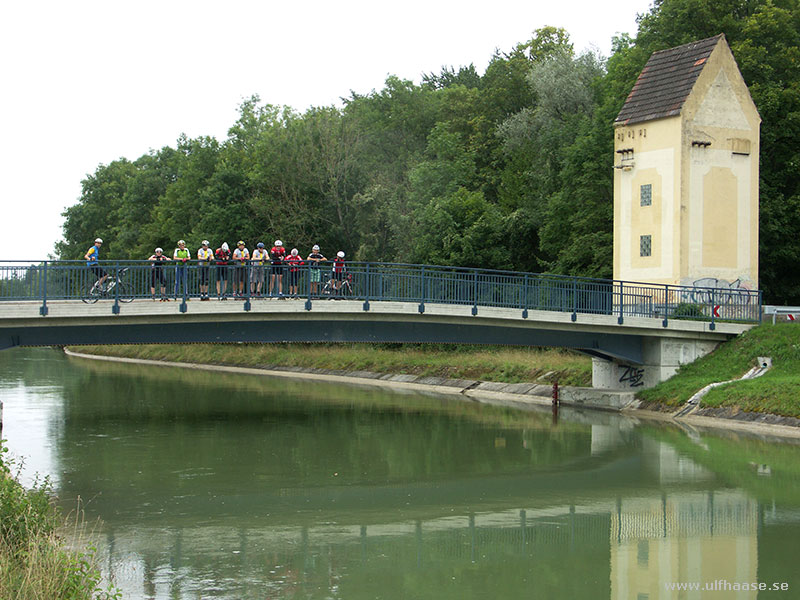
[591,336,721,390]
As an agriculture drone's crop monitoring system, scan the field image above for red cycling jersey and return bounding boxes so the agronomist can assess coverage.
[285,255,304,272]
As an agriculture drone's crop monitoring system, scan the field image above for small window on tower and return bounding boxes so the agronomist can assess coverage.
[640,184,652,206]
[640,235,652,257]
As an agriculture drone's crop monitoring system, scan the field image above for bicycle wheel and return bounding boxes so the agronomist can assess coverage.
[117,282,134,303]
[82,282,101,304]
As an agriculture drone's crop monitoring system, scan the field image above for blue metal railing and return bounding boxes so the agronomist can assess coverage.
[0,260,762,324]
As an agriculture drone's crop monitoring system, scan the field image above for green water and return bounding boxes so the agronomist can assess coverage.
[2,348,800,599]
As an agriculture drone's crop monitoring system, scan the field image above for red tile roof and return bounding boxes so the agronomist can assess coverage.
[615,35,724,126]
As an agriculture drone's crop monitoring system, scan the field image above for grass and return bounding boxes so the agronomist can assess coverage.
[69,342,593,386]
[0,444,120,600]
[637,323,800,418]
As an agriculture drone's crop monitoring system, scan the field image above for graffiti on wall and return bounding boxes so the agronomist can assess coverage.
[682,277,754,305]
[619,366,645,387]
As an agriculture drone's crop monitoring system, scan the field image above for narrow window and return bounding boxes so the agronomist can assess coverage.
[640,184,652,206]
[640,235,652,257]
[637,539,649,566]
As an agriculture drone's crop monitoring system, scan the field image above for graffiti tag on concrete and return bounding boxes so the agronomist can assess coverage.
[619,366,645,387]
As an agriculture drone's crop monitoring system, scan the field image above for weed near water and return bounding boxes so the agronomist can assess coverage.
[0,445,120,600]
[70,342,593,386]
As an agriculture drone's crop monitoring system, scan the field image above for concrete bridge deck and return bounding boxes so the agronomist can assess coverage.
[0,298,751,389]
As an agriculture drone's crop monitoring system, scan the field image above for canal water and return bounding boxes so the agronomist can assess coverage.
[2,348,799,599]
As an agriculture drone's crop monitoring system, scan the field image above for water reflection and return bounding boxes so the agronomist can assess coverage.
[2,348,800,599]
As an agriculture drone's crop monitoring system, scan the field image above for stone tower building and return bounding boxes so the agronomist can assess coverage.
[613,34,760,292]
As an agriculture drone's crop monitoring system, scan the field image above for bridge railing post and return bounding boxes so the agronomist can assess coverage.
[243,260,251,312]
[179,263,188,313]
[39,261,48,316]
[112,261,120,315]
[472,270,478,316]
[618,281,624,325]
[571,277,577,322]
[305,262,312,311]
[522,273,528,319]
[363,263,370,311]
[418,266,425,314]
[662,284,669,328]
[710,287,716,330]
[758,290,763,323]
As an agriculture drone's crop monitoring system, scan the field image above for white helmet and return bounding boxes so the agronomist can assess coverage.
[155,247,163,253]
[275,240,283,247]
[202,240,209,246]
[291,248,298,256]
[177,239,186,245]
[221,242,229,251]
[312,244,320,251]
[94,238,103,243]
[337,251,345,258]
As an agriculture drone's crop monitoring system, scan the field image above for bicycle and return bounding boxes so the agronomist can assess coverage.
[321,272,354,298]
[83,268,134,304]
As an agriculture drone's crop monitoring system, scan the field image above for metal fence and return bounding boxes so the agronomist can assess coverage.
[0,261,762,326]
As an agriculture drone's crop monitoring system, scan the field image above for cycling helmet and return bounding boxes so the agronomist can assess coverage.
[94,238,103,243]
[201,240,209,246]
[237,240,245,246]
[257,242,265,248]
[155,247,163,253]
[312,244,320,251]
[291,248,298,256]
[221,242,229,251]
[337,251,345,258]
[177,239,185,245]
[275,240,283,247]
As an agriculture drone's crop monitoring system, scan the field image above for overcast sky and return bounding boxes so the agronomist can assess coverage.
[1,0,653,261]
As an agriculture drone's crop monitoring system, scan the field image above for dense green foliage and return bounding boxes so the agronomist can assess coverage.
[58,0,800,302]
[0,445,120,599]
[637,323,800,417]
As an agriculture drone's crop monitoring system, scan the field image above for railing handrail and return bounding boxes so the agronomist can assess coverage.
[0,260,762,324]
[0,259,766,294]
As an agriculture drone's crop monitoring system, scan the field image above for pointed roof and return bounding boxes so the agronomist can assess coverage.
[615,34,725,126]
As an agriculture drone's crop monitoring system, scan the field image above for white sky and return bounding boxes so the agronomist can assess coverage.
[0,0,653,261]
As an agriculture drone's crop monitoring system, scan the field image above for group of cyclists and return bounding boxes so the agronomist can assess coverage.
[84,238,349,301]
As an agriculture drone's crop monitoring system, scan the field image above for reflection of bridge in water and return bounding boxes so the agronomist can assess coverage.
[88,438,776,600]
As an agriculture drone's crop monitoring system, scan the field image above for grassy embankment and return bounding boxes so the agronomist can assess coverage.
[637,323,800,418]
[69,342,593,387]
[0,445,119,599]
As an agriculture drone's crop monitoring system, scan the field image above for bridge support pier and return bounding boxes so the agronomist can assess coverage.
[592,337,720,390]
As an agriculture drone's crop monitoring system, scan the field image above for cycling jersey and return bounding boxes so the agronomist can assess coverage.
[85,245,99,266]
[233,247,250,262]
[174,247,190,264]
[307,252,325,268]
[252,249,268,265]
[215,248,231,265]
[270,246,286,265]
[285,255,304,272]
[197,248,213,264]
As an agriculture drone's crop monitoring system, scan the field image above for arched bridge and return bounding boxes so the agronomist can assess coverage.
[0,261,761,388]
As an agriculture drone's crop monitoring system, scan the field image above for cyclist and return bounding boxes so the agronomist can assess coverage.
[197,240,213,301]
[331,251,346,298]
[269,240,286,298]
[306,244,326,297]
[251,242,268,297]
[285,248,304,297]
[215,242,231,300]
[148,247,171,301]
[84,238,108,290]
[232,240,249,298]
[173,239,191,300]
